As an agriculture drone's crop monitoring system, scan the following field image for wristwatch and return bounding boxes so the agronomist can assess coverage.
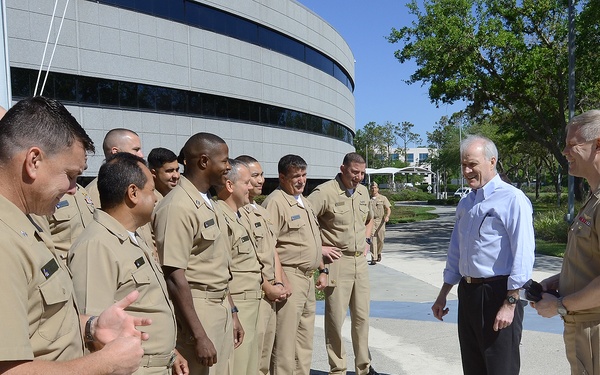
[319,268,329,275]
[506,295,518,305]
[557,297,568,317]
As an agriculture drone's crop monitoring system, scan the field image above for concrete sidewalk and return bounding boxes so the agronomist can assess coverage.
[310,204,569,375]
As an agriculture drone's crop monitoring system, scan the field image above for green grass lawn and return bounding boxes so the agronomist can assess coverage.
[388,205,437,224]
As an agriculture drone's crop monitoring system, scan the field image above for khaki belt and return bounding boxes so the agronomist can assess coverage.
[342,251,363,257]
[463,275,508,284]
[562,313,600,323]
[282,266,314,277]
[140,351,176,368]
[189,288,227,300]
[231,290,263,300]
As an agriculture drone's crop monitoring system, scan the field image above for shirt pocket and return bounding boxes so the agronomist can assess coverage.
[129,265,156,306]
[234,235,253,255]
[38,270,75,341]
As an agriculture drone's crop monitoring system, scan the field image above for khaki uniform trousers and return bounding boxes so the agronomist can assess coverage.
[325,253,371,375]
[563,316,600,375]
[272,267,316,375]
[370,219,385,261]
[257,297,276,375]
[176,292,233,375]
[231,291,262,375]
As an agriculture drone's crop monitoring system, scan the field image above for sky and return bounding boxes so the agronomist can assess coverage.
[298,0,465,147]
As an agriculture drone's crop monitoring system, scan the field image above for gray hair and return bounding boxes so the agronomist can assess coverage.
[460,135,498,169]
[226,158,249,183]
[568,110,600,141]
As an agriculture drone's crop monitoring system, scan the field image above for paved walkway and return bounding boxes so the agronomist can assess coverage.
[310,204,569,375]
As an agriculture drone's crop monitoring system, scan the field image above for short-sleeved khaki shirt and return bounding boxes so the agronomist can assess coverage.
[45,184,95,256]
[153,176,231,291]
[69,210,177,357]
[560,190,600,315]
[239,203,277,282]
[217,201,262,294]
[85,177,100,207]
[308,175,373,253]
[0,195,83,361]
[370,194,391,222]
[262,188,321,272]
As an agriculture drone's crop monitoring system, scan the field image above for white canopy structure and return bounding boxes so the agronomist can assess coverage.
[365,166,434,190]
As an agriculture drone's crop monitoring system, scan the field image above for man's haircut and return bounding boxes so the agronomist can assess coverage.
[342,152,365,166]
[102,128,139,157]
[226,158,249,183]
[0,96,94,161]
[148,147,178,170]
[569,110,600,141]
[180,132,226,168]
[460,135,498,165]
[278,154,307,175]
[98,152,147,210]
[235,155,259,165]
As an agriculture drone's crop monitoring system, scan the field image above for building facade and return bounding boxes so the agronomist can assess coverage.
[5,0,355,180]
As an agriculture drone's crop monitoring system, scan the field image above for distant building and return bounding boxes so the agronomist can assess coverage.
[4,0,355,183]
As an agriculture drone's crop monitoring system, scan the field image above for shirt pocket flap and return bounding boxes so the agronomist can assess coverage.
[39,277,70,306]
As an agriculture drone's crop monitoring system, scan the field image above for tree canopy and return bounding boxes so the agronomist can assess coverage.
[388,0,600,177]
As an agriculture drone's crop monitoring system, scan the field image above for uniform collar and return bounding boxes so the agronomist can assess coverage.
[178,176,212,209]
[93,209,137,245]
[334,174,365,197]
[0,194,43,245]
[276,186,305,207]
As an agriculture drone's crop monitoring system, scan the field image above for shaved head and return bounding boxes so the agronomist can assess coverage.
[180,132,227,166]
[102,128,142,157]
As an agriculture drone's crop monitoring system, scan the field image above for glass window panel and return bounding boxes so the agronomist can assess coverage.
[248,102,260,122]
[77,76,99,104]
[10,68,34,98]
[98,80,118,105]
[188,92,202,115]
[201,94,216,117]
[171,90,187,113]
[169,1,185,22]
[306,47,333,75]
[155,87,171,111]
[138,85,156,110]
[53,72,77,102]
[119,82,138,108]
[214,97,227,118]
[238,100,251,121]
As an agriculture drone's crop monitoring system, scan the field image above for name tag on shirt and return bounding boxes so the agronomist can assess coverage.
[56,200,69,209]
[204,218,215,228]
[335,202,345,207]
[291,214,301,221]
[41,258,59,279]
[134,257,145,268]
[254,222,262,228]
[241,235,250,243]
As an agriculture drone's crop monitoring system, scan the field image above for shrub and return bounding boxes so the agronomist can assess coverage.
[386,190,435,202]
[534,209,569,243]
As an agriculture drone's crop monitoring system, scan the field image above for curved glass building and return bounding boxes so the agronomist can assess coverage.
[5,0,356,180]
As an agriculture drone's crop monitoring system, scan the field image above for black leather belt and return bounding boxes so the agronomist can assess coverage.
[463,275,508,284]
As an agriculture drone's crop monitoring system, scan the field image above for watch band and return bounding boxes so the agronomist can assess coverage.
[85,315,97,343]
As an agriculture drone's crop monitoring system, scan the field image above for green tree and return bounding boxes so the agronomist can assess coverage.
[395,121,422,163]
[387,0,585,176]
[354,121,398,168]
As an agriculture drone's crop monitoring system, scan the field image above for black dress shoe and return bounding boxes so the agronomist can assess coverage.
[367,365,380,375]
[369,260,376,265]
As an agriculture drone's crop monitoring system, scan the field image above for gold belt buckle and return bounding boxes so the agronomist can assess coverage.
[465,276,473,283]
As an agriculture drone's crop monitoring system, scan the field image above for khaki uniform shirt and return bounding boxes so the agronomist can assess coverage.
[85,177,100,207]
[370,194,391,222]
[153,176,231,291]
[217,201,262,293]
[0,195,83,361]
[262,188,321,272]
[239,203,277,282]
[308,175,373,253]
[69,210,177,357]
[560,190,600,316]
[43,184,95,259]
